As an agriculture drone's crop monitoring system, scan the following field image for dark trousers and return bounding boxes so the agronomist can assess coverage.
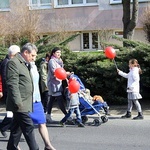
[41,91,48,113]
[7,112,39,150]
[0,116,13,132]
[47,95,67,115]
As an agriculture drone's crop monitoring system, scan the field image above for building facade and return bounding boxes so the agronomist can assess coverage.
[0,0,149,51]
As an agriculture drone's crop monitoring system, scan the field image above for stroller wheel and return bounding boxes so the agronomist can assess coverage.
[101,115,108,123]
[93,119,101,126]
[82,116,88,124]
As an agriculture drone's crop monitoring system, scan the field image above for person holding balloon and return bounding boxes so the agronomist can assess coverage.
[117,59,143,120]
[47,47,67,123]
[104,47,143,119]
[59,88,85,127]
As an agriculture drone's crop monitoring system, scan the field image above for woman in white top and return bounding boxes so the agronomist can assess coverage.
[29,58,56,150]
[117,59,143,120]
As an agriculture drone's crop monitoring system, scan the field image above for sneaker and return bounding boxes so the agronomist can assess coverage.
[59,121,65,127]
[78,123,85,127]
[0,130,7,138]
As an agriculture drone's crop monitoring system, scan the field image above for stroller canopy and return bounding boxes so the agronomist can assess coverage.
[70,74,86,90]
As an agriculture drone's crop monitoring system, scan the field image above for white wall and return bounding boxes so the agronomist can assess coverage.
[133,29,147,42]
[67,35,81,51]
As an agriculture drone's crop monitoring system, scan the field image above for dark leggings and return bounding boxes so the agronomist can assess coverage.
[41,91,49,113]
[47,95,67,115]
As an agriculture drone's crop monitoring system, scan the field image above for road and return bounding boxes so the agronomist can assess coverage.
[0,113,150,150]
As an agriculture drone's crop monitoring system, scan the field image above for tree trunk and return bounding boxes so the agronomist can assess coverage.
[122,0,139,41]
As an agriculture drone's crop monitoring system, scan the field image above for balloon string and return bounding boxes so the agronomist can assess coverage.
[113,59,118,69]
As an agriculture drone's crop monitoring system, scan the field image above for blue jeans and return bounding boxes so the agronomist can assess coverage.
[61,107,82,124]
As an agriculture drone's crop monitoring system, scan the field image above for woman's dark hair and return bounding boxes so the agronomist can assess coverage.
[50,47,61,58]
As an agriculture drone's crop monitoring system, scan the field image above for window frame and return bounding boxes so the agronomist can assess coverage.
[54,0,98,8]
[110,0,149,4]
[29,0,52,10]
[81,32,100,50]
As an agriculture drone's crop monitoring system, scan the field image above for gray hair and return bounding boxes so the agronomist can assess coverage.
[8,45,20,55]
[21,43,38,53]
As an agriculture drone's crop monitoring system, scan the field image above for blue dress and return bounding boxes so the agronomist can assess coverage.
[29,62,46,124]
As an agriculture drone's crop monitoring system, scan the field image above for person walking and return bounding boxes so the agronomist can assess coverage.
[0,45,20,138]
[39,53,50,113]
[47,47,67,122]
[60,88,84,127]
[6,43,39,150]
[117,58,144,120]
[29,57,56,150]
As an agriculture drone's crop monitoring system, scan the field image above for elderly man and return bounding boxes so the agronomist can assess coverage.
[6,43,39,150]
[0,45,20,138]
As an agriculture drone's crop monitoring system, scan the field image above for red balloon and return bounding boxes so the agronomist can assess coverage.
[68,78,76,84]
[54,68,67,80]
[104,47,116,59]
[68,80,80,93]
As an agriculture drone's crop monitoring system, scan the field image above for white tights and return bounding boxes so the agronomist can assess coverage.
[127,99,142,112]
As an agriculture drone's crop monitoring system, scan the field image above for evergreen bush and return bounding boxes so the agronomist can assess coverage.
[0,34,149,105]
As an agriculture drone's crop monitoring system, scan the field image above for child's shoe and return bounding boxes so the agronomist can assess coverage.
[78,123,85,127]
[121,111,131,118]
[103,106,110,115]
[59,121,65,127]
[133,112,144,120]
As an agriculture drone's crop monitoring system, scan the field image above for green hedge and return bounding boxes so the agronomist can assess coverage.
[0,35,150,105]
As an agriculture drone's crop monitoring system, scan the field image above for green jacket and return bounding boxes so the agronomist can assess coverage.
[39,59,48,93]
[6,53,33,112]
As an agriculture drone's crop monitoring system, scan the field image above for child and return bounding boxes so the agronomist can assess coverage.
[117,59,143,120]
[60,88,85,127]
[92,95,110,115]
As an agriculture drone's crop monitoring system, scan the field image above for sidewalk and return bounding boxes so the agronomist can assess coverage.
[0,100,150,120]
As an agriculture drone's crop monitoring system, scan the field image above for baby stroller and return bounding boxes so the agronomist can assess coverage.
[66,73,109,126]
[79,92,109,126]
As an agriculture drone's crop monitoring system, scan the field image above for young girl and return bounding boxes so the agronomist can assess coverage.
[117,59,143,120]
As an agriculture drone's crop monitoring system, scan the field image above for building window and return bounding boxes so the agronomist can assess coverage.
[29,0,52,10]
[92,33,98,49]
[87,0,97,3]
[0,0,10,11]
[82,32,99,50]
[110,0,149,4]
[83,33,89,49]
[72,0,83,4]
[54,0,98,8]
[58,0,68,5]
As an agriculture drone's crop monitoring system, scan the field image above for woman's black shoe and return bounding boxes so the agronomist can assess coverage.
[0,130,7,138]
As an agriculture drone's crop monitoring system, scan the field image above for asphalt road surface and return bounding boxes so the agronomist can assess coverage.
[0,114,150,150]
